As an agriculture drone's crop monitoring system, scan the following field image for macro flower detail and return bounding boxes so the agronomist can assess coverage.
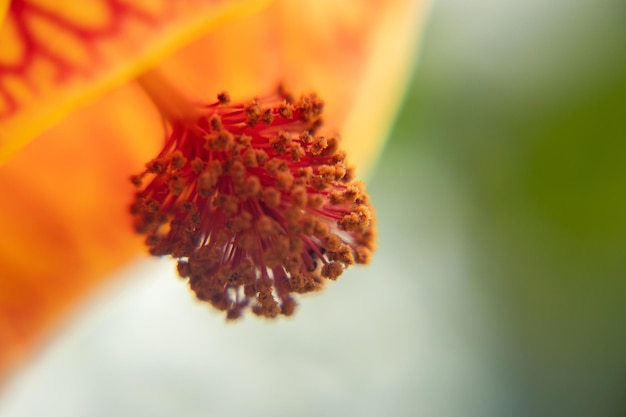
[130,87,376,319]
[0,0,426,383]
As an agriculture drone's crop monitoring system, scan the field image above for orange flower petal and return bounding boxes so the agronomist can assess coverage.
[0,0,9,24]
[0,81,160,381]
[0,0,272,164]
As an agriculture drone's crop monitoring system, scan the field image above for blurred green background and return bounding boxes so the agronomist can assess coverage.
[1,1,625,416]
[379,0,626,415]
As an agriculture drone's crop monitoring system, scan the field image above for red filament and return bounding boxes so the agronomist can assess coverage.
[130,88,376,319]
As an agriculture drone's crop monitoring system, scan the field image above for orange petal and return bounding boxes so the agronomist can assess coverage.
[0,0,9,24]
[0,0,272,164]
[157,0,429,175]
[0,81,160,381]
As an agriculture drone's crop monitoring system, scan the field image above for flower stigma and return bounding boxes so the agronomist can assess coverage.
[131,74,376,319]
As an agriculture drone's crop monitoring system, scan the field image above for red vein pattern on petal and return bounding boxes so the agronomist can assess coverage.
[0,0,160,116]
[0,0,235,118]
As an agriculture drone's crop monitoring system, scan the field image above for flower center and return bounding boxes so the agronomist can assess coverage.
[131,73,376,319]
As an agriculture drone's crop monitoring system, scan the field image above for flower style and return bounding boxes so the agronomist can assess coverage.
[0,0,427,380]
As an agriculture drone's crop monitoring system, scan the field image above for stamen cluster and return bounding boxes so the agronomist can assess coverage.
[130,89,376,319]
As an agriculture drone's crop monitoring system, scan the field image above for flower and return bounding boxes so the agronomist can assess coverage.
[130,81,375,319]
[0,0,427,379]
